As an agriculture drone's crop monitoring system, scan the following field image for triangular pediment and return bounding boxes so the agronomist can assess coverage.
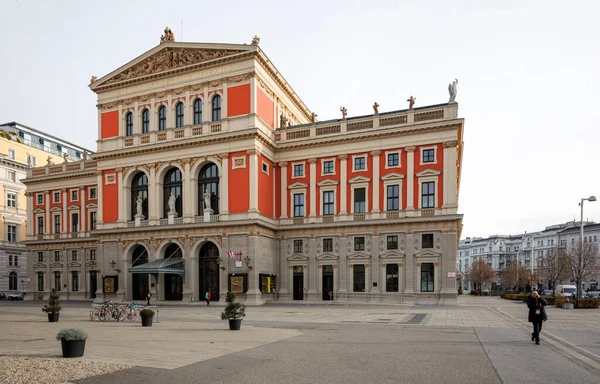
[380,251,405,258]
[349,176,371,184]
[50,262,63,269]
[33,262,46,269]
[316,253,339,261]
[416,169,441,177]
[287,254,309,262]
[348,253,371,260]
[381,172,405,181]
[288,182,309,190]
[33,208,45,214]
[50,207,62,212]
[415,250,442,257]
[67,205,79,211]
[317,179,339,187]
[92,42,256,89]
[68,261,82,268]
[86,203,98,209]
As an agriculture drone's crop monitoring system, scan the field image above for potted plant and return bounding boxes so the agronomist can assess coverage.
[221,291,246,330]
[56,328,88,358]
[42,289,61,322]
[140,308,155,327]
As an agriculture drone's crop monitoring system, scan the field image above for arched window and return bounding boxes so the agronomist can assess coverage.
[163,168,182,218]
[141,109,150,133]
[9,271,17,291]
[193,98,203,125]
[198,163,219,214]
[175,102,184,128]
[212,95,221,121]
[125,112,133,136]
[165,243,183,259]
[131,172,148,220]
[158,105,167,131]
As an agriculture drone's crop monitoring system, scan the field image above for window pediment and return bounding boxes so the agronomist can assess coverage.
[381,172,405,181]
[86,203,98,209]
[349,176,371,184]
[67,205,79,211]
[416,169,441,177]
[415,250,442,257]
[50,207,62,212]
[317,179,339,187]
[287,254,309,262]
[316,253,339,261]
[33,208,45,214]
[33,262,46,269]
[288,182,309,190]
[348,253,371,260]
[68,262,82,268]
[380,251,405,258]
[50,262,63,269]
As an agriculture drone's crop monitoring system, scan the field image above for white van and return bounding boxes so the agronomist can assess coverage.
[555,284,577,298]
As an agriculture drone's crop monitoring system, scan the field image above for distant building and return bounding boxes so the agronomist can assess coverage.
[0,122,92,294]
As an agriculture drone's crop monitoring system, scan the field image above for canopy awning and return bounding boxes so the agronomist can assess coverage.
[129,258,184,277]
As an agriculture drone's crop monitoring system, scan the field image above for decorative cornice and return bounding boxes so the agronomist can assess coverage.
[443,140,459,148]
[307,158,317,164]
[278,161,288,167]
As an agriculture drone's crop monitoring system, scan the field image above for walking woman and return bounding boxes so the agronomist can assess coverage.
[527,290,547,345]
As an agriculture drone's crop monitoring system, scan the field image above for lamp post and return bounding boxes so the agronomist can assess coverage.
[579,195,596,298]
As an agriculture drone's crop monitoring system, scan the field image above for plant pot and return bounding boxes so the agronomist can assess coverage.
[61,339,85,358]
[48,313,60,322]
[228,319,242,330]
[141,316,153,327]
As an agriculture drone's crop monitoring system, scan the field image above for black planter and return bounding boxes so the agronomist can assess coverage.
[141,316,153,327]
[48,313,60,322]
[61,339,86,358]
[228,319,242,330]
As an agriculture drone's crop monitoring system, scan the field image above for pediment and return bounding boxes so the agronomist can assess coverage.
[317,179,339,187]
[50,262,63,269]
[415,250,442,257]
[381,172,405,181]
[86,203,98,209]
[287,254,309,262]
[288,182,309,190]
[33,208,45,214]
[348,253,371,260]
[316,253,339,261]
[92,42,254,88]
[380,251,405,259]
[33,262,46,269]
[349,176,371,184]
[67,205,79,210]
[50,207,62,212]
[68,262,82,268]
[416,169,441,177]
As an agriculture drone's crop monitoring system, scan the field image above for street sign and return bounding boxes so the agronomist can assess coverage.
[447,272,456,278]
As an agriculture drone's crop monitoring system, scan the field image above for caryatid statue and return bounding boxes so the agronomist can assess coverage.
[448,78,458,103]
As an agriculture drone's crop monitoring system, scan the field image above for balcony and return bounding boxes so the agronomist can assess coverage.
[29,159,97,178]
[26,232,93,241]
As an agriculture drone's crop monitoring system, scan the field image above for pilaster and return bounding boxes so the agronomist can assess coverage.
[404,232,415,294]
[279,162,288,218]
[244,233,264,305]
[183,160,192,221]
[61,189,67,233]
[371,150,381,214]
[308,236,317,296]
[308,158,317,221]
[405,146,416,214]
[45,191,50,234]
[248,149,259,214]
[116,168,125,225]
[220,153,229,216]
[80,187,85,232]
[339,155,348,215]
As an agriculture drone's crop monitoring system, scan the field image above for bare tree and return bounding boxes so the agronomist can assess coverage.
[567,242,600,299]
[466,259,495,294]
[541,247,570,295]
[501,264,529,291]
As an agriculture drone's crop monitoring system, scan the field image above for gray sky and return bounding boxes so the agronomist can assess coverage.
[1,0,598,238]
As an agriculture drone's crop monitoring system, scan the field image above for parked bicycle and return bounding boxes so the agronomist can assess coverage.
[118,302,140,322]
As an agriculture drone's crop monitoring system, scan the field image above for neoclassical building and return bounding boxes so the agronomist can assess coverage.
[24,29,465,305]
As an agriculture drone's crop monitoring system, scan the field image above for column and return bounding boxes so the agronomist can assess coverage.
[182,238,193,301]
[434,262,440,293]
[405,146,416,214]
[370,234,380,296]
[308,236,317,297]
[116,168,124,225]
[150,96,156,132]
[308,158,317,220]
[61,189,67,234]
[218,237,228,301]
[149,165,158,224]
[185,89,192,126]
[279,238,289,296]
[250,76,257,114]
[371,151,381,214]
[222,81,228,118]
[183,160,192,221]
[244,233,264,305]
[220,154,229,216]
[25,192,33,236]
[95,172,103,227]
[338,235,348,295]
[442,141,459,209]
[339,155,348,215]
[248,149,259,214]
[45,192,50,235]
[404,232,415,294]
[133,101,139,134]
[279,162,288,219]
[203,85,210,123]
[441,230,458,295]
[80,187,86,232]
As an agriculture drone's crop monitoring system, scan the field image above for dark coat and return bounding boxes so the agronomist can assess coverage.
[527,295,547,323]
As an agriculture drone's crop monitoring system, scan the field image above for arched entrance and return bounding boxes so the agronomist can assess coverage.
[199,242,220,302]
[131,245,149,300]
[164,243,183,301]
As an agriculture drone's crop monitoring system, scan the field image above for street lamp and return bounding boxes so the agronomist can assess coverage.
[579,195,596,298]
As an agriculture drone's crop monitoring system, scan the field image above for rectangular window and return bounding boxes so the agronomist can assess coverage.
[354,188,366,213]
[8,149,15,160]
[421,263,434,292]
[7,225,17,242]
[422,149,435,163]
[89,188,97,199]
[386,264,399,292]
[71,190,78,201]
[421,181,435,208]
[293,239,303,253]
[422,234,434,249]
[7,170,16,182]
[37,216,44,234]
[37,194,44,204]
[90,249,96,261]
[71,213,79,233]
[90,212,97,230]
[354,237,365,251]
[53,192,60,203]
[71,250,78,262]
[72,272,79,292]
[323,238,333,253]
[8,255,12,266]
[323,191,334,215]
[14,256,18,266]
[387,235,398,250]
[54,215,61,233]
[387,153,399,167]
[386,185,399,211]
[37,251,44,263]
[7,192,17,208]
[293,193,304,217]
[354,157,366,171]
[262,162,269,174]
[37,272,44,291]
[353,264,366,292]
[323,160,334,174]
[54,250,61,262]
[293,164,304,177]
[54,272,61,291]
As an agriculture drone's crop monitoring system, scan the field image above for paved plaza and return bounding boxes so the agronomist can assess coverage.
[1,296,599,383]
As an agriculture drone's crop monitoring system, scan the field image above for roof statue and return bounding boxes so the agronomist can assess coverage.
[90,76,97,83]
[62,153,68,163]
[407,96,416,109]
[279,113,288,129]
[251,35,260,45]
[310,112,318,123]
[47,156,52,165]
[340,106,347,120]
[160,26,176,44]
[448,78,458,103]
[373,102,379,115]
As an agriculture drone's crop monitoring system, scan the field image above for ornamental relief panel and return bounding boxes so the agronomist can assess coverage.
[346,235,371,255]
[379,234,406,255]
[316,237,340,256]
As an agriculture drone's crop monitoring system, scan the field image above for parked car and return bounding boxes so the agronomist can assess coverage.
[555,284,577,298]
[585,291,600,299]
[541,289,553,296]
[6,292,25,301]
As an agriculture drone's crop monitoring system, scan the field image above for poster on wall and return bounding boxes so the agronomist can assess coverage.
[103,276,118,293]
[230,276,244,294]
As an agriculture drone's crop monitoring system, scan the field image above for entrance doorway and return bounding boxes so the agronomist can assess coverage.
[322,265,333,300]
[90,271,97,299]
[164,274,183,301]
[293,266,304,300]
[131,245,149,300]
[199,242,220,302]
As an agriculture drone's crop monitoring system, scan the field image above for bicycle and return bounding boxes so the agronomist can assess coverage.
[118,302,140,322]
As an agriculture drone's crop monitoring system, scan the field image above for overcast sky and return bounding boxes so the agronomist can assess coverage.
[1,0,598,239]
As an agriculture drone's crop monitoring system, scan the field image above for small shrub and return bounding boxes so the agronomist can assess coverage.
[555,298,567,308]
[140,309,155,318]
[42,289,61,313]
[544,297,557,305]
[56,328,88,341]
[221,291,246,320]
[575,298,600,309]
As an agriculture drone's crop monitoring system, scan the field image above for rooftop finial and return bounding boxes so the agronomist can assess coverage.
[251,35,260,45]
[160,26,176,44]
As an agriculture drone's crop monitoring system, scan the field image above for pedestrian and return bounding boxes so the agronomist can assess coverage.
[146,290,152,306]
[205,290,211,306]
[527,290,547,345]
